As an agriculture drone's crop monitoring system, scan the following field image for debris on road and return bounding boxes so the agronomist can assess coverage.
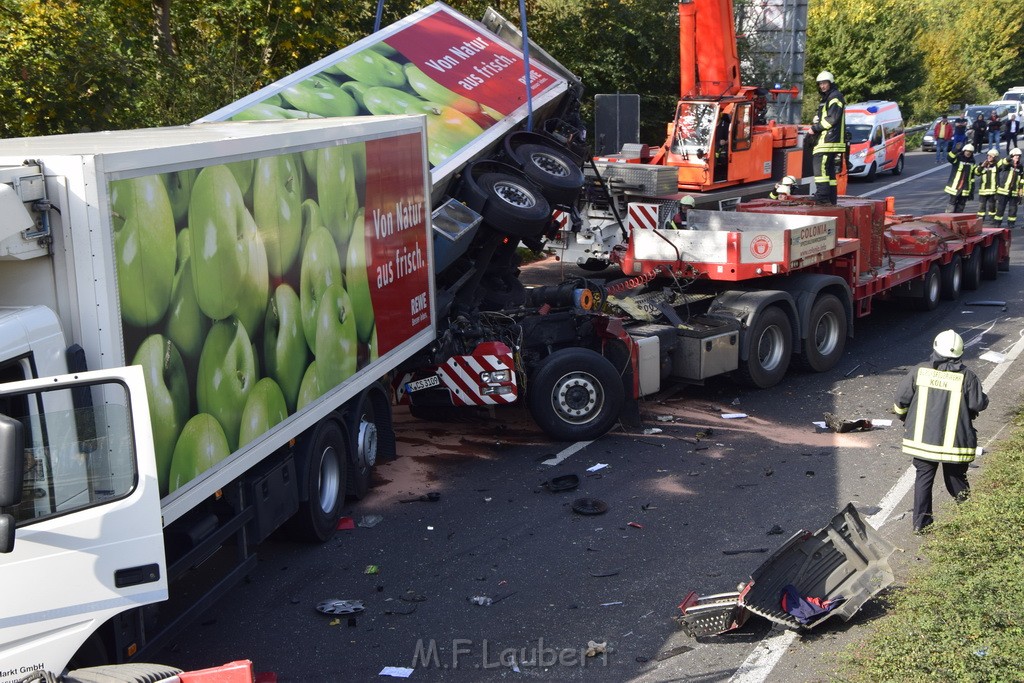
[589,568,621,577]
[400,492,441,503]
[316,599,365,615]
[656,414,675,422]
[572,498,610,515]
[721,413,747,419]
[586,463,609,473]
[656,644,694,661]
[627,522,644,529]
[357,515,383,528]
[966,300,1006,306]
[541,474,580,492]
[585,640,607,657]
[766,525,784,535]
[378,666,414,678]
[600,601,624,607]
[980,350,1006,364]
[722,548,768,556]
[336,517,355,530]
[642,427,663,435]
[364,565,380,575]
[822,412,874,433]
[469,595,493,606]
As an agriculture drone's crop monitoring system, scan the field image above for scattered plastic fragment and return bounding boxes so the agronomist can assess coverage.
[694,428,713,439]
[317,599,365,615]
[379,666,414,678]
[600,601,623,606]
[980,350,1006,363]
[470,596,493,606]
[966,300,1006,306]
[767,525,784,535]
[358,515,383,528]
[656,645,694,661]
[870,419,893,427]
[730,398,741,406]
[587,463,609,473]
[642,427,663,435]
[585,641,607,657]
[365,565,380,575]
[627,522,644,529]
[721,413,747,419]
[337,516,355,530]
[656,415,675,422]
[806,470,815,477]
[542,474,580,492]
[329,618,340,626]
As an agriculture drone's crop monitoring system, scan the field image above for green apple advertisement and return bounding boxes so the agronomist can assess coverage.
[222,4,563,168]
[111,133,430,497]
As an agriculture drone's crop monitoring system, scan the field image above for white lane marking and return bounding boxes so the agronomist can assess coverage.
[541,440,593,466]
[857,162,944,198]
[728,326,1024,683]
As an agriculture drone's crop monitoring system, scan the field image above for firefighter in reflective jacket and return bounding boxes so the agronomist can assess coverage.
[892,330,988,532]
[944,144,977,213]
[810,71,846,205]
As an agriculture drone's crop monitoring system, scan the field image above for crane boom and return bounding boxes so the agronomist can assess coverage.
[679,0,741,98]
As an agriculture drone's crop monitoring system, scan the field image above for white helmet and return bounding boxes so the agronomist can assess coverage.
[988,148,1000,157]
[963,143,975,152]
[1012,148,1022,156]
[781,175,797,186]
[776,184,792,196]
[816,71,834,83]
[933,330,964,359]
[679,195,696,208]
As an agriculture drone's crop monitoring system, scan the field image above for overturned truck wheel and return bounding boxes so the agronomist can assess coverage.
[528,348,623,441]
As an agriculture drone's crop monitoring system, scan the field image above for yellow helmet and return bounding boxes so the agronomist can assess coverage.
[933,329,964,359]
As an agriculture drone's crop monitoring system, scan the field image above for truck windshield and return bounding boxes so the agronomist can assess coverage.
[2,381,136,526]
[846,124,872,144]
[670,101,717,154]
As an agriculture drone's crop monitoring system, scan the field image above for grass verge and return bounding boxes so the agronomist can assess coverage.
[840,412,1024,682]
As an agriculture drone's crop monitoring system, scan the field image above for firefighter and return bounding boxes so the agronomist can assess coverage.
[943,143,977,213]
[893,330,988,533]
[994,147,1022,228]
[770,175,797,200]
[976,148,1000,224]
[810,71,846,205]
[667,195,696,229]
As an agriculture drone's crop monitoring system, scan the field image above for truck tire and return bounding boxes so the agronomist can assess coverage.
[981,243,999,280]
[65,664,183,683]
[940,255,962,300]
[508,142,585,206]
[735,306,792,388]
[290,418,348,542]
[963,250,982,290]
[892,155,904,176]
[346,385,395,499]
[577,258,610,272]
[475,172,551,237]
[914,264,941,310]
[528,348,623,441]
[796,294,847,373]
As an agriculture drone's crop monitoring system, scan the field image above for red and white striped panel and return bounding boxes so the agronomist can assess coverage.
[628,202,660,231]
[552,208,571,232]
[439,347,518,406]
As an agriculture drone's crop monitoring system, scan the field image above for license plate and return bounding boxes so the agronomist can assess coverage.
[406,375,440,392]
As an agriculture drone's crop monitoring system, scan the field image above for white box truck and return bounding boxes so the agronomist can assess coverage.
[0,116,434,678]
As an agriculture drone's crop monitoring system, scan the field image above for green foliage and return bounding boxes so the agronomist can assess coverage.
[840,412,1024,682]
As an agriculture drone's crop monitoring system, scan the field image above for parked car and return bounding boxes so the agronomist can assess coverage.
[964,103,1011,124]
[990,100,1023,117]
[1000,87,1024,103]
[921,116,944,152]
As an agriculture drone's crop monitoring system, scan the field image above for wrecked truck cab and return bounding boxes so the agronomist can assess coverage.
[678,503,895,636]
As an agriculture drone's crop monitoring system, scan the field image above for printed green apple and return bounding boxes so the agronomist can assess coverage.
[345,210,374,344]
[301,150,319,190]
[404,63,499,125]
[227,159,255,208]
[281,75,359,118]
[348,143,367,202]
[315,283,358,389]
[197,318,256,451]
[362,86,425,116]
[132,334,189,496]
[253,154,302,277]
[111,175,176,327]
[263,283,308,412]
[326,50,406,88]
[188,165,251,321]
[164,169,198,227]
[297,361,322,410]
[230,103,323,121]
[340,81,371,111]
[370,42,402,60]
[407,101,486,165]
[316,144,359,254]
[299,226,343,354]
[233,210,269,340]
[238,377,288,448]
[166,228,210,364]
[168,413,230,493]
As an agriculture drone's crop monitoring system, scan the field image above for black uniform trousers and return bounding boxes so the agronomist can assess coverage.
[913,458,970,531]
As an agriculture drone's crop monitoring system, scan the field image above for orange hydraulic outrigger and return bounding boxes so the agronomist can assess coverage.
[645,0,804,192]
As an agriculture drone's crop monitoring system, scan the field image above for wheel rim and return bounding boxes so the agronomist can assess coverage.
[550,370,604,425]
[317,444,342,514]
[530,150,572,178]
[952,263,962,291]
[757,325,786,372]
[813,311,840,357]
[357,417,378,468]
[493,180,538,209]
[927,272,940,302]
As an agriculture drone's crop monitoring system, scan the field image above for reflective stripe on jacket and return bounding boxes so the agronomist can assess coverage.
[996,158,1021,196]
[812,86,846,154]
[944,151,976,196]
[893,358,988,463]
[977,160,999,195]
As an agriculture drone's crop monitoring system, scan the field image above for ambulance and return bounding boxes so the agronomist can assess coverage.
[845,100,905,179]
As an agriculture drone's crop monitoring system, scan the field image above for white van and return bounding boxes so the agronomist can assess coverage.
[1000,86,1024,103]
[845,101,905,179]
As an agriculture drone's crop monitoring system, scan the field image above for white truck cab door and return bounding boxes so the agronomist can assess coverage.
[0,367,166,677]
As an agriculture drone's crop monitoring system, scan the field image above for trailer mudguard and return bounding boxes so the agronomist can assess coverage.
[707,289,798,362]
[759,273,855,349]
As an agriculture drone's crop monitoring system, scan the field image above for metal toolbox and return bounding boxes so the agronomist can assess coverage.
[591,161,679,196]
[671,316,740,380]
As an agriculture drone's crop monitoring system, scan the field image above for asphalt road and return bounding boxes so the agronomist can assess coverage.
[154,151,1024,681]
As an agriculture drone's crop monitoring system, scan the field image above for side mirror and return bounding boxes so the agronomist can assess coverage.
[0,513,13,553]
[0,414,24,507]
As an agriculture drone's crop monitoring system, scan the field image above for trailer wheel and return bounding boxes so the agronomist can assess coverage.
[528,348,623,441]
[940,255,963,300]
[509,143,585,206]
[290,418,348,542]
[981,243,999,280]
[735,306,792,388]
[963,250,982,290]
[892,155,905,176]
[475,172,551,237]
[346,385,395,499]
[65,664,184,682]
[578,258,610,272]
[796,294,847,373]
[914,264,941,311]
